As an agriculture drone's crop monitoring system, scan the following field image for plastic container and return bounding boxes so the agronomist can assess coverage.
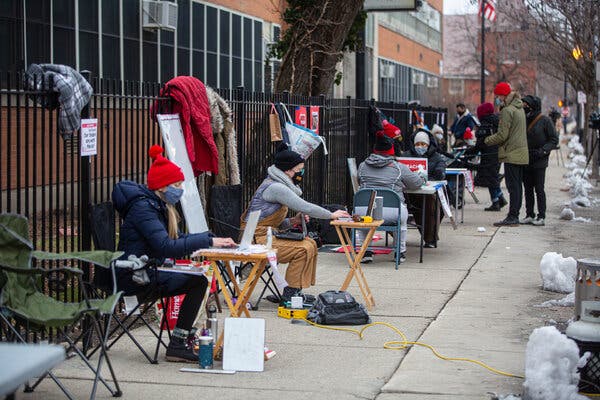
[198,336,214,369]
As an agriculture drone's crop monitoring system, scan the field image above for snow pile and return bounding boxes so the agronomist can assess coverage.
[572,216,592,223]
[539,252,577,293]
[560,207,575,220]
[567,174,592,198]
[537,292,575,307]
[567,135,584,155]
[571,196,591,208]
[523,326,588,400]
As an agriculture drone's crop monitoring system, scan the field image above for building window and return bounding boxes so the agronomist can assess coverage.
[448,79,464,96]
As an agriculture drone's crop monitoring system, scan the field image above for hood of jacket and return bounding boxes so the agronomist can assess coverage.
[112,180,163,219]
[364,153,396,168]
[502,91,523,111]
[406,128,438,157]
[522,94,542,124]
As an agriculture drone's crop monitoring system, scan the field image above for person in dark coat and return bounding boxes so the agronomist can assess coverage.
[450,103,478,147]
[465,102,507,211]
[403,128,445,247]
[112,145,235,363]
[520,95,559,226]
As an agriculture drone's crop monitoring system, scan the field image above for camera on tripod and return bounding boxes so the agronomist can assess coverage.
[589,112,600,130]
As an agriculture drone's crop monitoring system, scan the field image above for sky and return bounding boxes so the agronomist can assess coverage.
[443,0,479,15]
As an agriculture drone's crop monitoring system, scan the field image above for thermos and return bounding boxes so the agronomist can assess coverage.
[207,304,218,345]
[198,336,214,368]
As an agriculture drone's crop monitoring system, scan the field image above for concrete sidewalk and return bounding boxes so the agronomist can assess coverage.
[28,157,600,400]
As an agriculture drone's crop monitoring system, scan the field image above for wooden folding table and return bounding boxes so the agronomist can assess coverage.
[330,219,383,310]
[193,249,272,356]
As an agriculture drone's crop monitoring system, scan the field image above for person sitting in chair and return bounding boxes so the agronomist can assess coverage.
[403,129,446,248]
[242,144,350,303]
[358,132,425,264]
[112,145,236,363]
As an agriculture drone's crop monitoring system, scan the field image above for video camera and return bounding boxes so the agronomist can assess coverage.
[589,112,600,130]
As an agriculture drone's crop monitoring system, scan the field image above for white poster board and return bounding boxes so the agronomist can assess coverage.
[80,118,98,156]
[223,318,265,372]
[157,114,208,233]
[347,158,359,194]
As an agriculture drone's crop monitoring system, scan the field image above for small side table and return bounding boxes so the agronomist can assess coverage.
[193,249,272,356]
[330,219,383,310]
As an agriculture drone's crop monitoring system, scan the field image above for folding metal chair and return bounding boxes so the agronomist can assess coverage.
[87,202,171,364]
[0,213,123,400]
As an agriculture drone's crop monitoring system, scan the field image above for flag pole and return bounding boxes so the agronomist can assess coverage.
[480,0,486,104]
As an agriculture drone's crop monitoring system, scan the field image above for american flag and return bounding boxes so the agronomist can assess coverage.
[479,0,497,22]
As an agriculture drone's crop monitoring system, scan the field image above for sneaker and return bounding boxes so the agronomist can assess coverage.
[424,242,436,248]
[484,201,501,211]
[493,217,520,227]
[166,339,198,363]
[532,217,545,226]
[520,216,535,224]
[361,250,374,264]
[399,252,406,263]
[265,294,283,304]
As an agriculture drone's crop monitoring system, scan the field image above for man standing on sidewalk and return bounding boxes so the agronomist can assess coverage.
[484,82,528,227]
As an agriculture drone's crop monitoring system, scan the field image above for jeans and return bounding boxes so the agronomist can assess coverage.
[523,166,547,219]
[503,163,524,219]
[488,186,503,202]
[117,268,208,331]
[355,204,408,253]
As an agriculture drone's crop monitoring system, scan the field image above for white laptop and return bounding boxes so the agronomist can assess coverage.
[237,210,261,251]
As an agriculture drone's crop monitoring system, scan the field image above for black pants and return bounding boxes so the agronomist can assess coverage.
[504,163,524,219]
[523,166,547,219]
[118,269,208,331]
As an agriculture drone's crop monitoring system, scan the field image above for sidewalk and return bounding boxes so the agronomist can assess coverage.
[29,157,599,400]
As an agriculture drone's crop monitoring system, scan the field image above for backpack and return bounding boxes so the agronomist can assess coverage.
[307,291,370,325]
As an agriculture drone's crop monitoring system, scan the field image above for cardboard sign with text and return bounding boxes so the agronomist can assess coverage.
[397,157,428,181]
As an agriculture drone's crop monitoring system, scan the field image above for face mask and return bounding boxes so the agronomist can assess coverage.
[435,133,444,141]
[292,168,304,185]
[457,110,464,116]
[415,147,428,156]
[466,139,476,146]
[163,186,184,204]
[494,97,503,107]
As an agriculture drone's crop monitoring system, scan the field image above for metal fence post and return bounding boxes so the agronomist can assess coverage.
[80,70,92,259]
[236,86,246,187]
[346,96,353,206]
[318,94,326,205]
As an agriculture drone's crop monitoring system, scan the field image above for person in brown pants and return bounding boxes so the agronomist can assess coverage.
[241,144,349,302]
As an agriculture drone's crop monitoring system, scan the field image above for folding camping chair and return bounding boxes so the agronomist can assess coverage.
[352,188,404,269]
[87,202,171,364]
[208,185,281,310]
[0,213,122,400]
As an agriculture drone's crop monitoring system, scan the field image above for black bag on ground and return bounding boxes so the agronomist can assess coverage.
[307,290,370,325]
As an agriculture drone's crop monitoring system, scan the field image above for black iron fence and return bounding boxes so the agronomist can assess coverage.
[1,71,447,262]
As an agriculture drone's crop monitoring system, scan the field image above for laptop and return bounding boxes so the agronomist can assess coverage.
[237,210,261,251]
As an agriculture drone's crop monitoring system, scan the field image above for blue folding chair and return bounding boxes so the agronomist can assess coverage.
[352,188,403,269]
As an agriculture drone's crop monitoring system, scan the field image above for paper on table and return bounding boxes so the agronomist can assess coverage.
[191,244,269,257]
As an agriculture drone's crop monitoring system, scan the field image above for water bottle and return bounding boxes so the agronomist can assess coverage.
[207,304,218,344]
[266,227,273,249]
[198,336,214,369]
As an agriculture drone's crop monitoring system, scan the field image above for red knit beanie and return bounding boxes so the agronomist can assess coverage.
[147,145,184,190]
[494,82,511,96]
[463,127,474,140]
[477,102,495,119]
[382,121,402,140]
[374,131,395,156]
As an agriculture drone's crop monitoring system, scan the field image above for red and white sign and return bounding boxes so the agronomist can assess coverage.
[464,170,475,193]
[396,157,428,179]
[309,106,320,133]
[80,118,98,156]
[295,106,307,127]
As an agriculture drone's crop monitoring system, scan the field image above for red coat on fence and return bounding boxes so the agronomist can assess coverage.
[152,76,218,176]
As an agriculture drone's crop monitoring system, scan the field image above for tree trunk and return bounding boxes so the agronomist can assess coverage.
[274,0,364,96]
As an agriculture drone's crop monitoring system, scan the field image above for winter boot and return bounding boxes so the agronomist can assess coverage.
[484,201,501,211]
[497,195,508,209]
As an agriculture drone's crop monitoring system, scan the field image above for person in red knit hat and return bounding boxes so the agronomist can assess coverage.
[484,82,528,226]
[112,145,235,362]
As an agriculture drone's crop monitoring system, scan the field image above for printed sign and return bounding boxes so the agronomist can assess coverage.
[437,186,453,219]
[464,170,475,193]
[80,118,98,156]
[397,157,428,181]
[309,106,320,133]
[295,106,307,127]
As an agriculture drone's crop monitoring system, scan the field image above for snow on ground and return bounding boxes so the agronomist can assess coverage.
[560,134,595,220]
[539,252,577,293]
[536,292,575,308]
[523,326,588,400]
[560,207,575,220]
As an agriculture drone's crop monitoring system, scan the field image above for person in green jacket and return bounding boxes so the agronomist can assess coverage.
[484,82,529,227]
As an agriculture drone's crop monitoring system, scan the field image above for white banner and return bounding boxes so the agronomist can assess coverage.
[157,114,208,233]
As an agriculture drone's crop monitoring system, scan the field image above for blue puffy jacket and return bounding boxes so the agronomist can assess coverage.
[112,180,212,261]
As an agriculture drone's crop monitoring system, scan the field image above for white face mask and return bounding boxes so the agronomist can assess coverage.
[435,133,444,141]
[466,139,476,146]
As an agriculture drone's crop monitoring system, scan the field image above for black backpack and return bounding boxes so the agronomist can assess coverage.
[307,291,370,325]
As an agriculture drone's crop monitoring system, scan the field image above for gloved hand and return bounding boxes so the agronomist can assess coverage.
[531,148,546,161]
[115,255,150,285]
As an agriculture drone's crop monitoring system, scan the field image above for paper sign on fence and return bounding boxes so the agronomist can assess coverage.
[80,118,98,156]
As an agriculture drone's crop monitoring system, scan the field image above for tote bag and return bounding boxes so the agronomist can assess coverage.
[269,103,283,142]
[282,105,327,159]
